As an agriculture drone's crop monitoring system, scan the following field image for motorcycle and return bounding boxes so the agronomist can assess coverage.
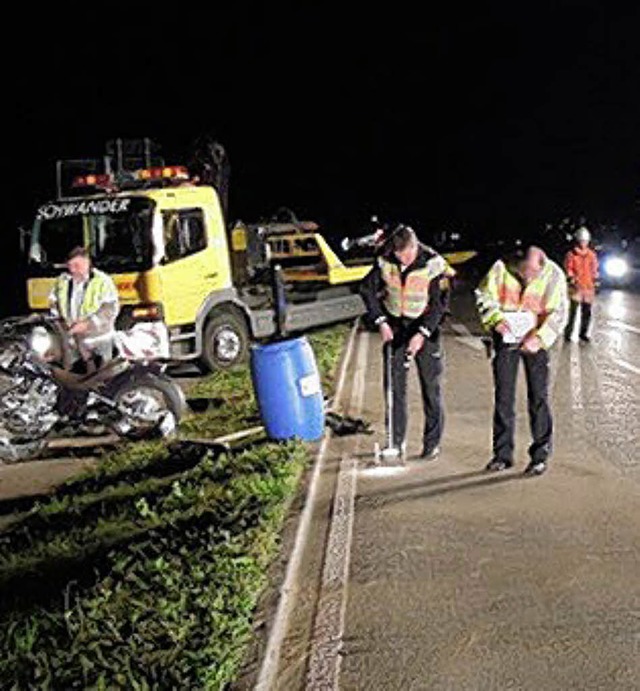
[0,316,185,462]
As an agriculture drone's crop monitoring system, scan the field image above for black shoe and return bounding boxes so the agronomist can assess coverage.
[579,334,591,343]
[485,458,513,472]
[420,445,440,461]
[564,333,572,343]
[524,459,547,477]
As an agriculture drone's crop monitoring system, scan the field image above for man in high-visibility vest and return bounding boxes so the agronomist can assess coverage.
[476,243,567,476]
[49,246,119,369]
[564,227,599,343]
[361,225,454,459]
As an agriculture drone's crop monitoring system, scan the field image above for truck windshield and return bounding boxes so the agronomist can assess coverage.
[29,197,154,274]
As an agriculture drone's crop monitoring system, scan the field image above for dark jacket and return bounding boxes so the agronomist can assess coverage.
[360,245,450,338]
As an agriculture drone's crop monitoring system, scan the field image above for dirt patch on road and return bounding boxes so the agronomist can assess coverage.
[0,437,121,530]
[0,457,98,503]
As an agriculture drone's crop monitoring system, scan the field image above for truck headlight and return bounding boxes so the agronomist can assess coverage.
[604,257,629,279]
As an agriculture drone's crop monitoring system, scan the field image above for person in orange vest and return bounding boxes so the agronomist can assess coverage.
[563,227,599,343]
[361,225,454,459]
[476,242,568,476]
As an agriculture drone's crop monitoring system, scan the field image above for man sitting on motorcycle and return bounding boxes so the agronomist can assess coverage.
[49,246,119,372]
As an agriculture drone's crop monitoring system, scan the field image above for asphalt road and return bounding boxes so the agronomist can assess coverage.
[271,288,640,691]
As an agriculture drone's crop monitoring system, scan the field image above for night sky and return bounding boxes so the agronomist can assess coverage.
[4,3,640,315]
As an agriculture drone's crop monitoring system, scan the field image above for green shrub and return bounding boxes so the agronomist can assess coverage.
[0,324,350,689]
[0,442,308,689]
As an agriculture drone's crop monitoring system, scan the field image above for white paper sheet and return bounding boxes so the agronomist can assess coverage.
[501,311,536,344]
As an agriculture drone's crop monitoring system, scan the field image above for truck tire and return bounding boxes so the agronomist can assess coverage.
[200,308,249,372]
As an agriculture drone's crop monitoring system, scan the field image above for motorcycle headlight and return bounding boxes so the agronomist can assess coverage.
[604,257,629,279]
[30,326,53,358]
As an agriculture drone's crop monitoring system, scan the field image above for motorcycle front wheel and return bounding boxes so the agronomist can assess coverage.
[111,373,185,441]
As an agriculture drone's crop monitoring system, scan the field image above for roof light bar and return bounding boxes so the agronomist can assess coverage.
[71,173,114,188]
[71,165,190,192]
[137,165,189,181]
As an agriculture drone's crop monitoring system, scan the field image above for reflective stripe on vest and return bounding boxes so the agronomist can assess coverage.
[55,270,113,321]
[380,255,446,318]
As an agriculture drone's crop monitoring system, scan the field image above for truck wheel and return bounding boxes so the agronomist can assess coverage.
[200,309,249,372]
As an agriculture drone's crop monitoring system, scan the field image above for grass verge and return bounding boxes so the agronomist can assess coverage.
[0,324,350,689]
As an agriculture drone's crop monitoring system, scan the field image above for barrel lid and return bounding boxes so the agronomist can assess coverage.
[251,336,308,354]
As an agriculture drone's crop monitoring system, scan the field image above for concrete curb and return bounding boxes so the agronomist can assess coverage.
[306,330,369,689]
[255,320,360,691]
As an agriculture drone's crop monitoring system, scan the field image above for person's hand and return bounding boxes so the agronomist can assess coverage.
[68,319,90,336]
[407,332,425,358]
[379,321,394,344]
[521,334,542,354]
[495,321,511,338]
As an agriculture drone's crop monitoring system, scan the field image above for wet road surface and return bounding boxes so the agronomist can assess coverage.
[272,288,640,690]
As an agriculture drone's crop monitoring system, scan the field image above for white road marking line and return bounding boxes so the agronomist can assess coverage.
[255,321,359,691]
[305,457,357,690]
[607,319,640,336]
[604,328,623,353]
[616,358,640,376]
[306,331,369,690]
[569,345,584,411]
[456,336,485,352]
[602,330,640,376]
[450,321,485,352]
[450,322,470,336]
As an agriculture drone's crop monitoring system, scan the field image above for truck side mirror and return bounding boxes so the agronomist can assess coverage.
[19,227,31,255]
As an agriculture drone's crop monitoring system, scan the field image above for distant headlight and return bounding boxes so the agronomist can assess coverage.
[30,326,53,358]
[604,257,629,279]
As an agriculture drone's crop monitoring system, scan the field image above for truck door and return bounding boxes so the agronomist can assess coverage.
[157,208,220,326]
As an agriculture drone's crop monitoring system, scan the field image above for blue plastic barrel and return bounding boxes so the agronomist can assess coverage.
[250,336,324,441]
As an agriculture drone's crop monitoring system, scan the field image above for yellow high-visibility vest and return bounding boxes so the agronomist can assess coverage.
[54,269,114,321]
[476,258,568,348]
[380,253,451,319]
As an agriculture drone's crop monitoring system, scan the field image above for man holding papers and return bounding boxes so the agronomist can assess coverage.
[476,243,568,476]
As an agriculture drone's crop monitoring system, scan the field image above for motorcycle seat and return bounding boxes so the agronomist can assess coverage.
[51,358,129,391]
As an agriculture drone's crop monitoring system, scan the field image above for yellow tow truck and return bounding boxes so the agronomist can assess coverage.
[24,139,373,371]
[23,139,476,371]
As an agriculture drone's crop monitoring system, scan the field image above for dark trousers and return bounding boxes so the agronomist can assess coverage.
[564,300,592,339]
[492,346,552,463]
[384,335,444,450]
